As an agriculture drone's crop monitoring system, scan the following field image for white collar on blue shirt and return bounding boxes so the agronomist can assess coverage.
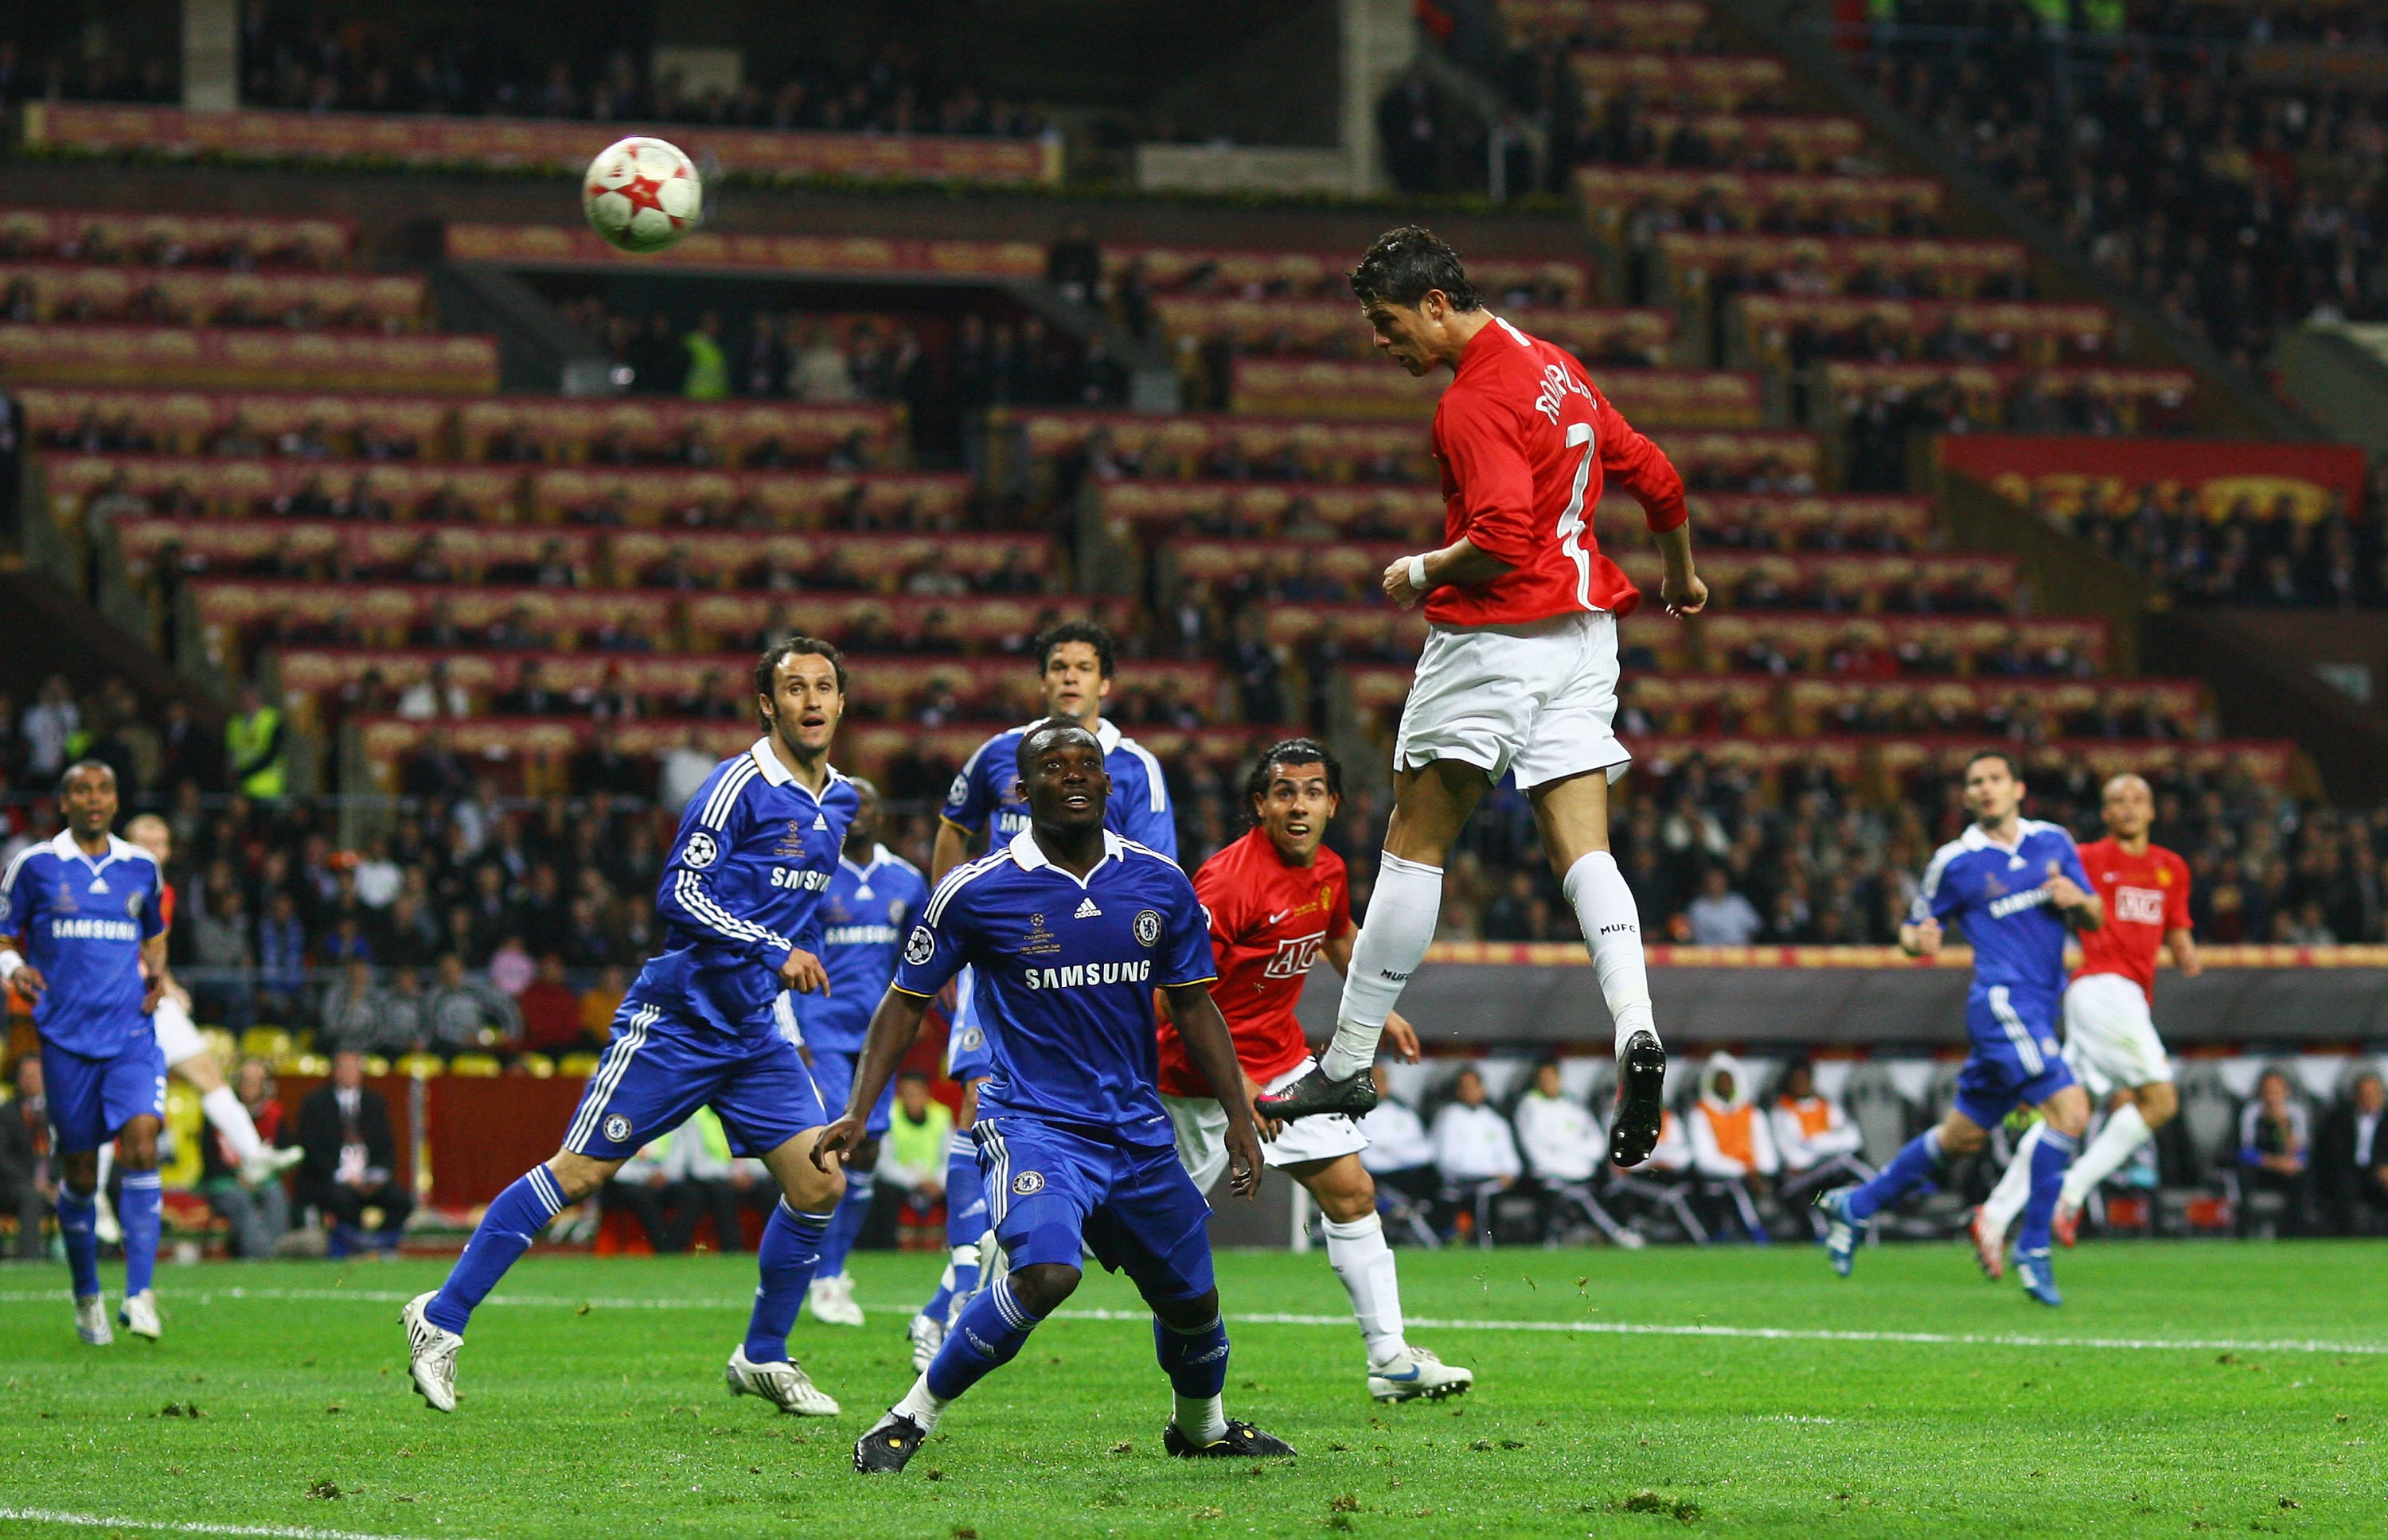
[840,842,899,880]
[1957,819,2056,858]
[49,829,142,872]
[746,737,845,798]
[1006,827,1126,884]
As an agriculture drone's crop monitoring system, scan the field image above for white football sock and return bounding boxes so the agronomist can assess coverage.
[1174,1392,1227,1444]
[1321,851,1443,1082]
[1322,1212,1407,1365]
[200,1085,267,1164]
[1980,1121,2043,1238]
[2061,1103,2152,1209]
[892,1373,950,1433]
[1562,851,1657,1054]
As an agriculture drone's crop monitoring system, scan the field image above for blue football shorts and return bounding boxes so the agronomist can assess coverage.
[41,1032,167,1153]
[564,997,828,1160]
[974,1112,1215,1304]
[1954,984,2078,1129]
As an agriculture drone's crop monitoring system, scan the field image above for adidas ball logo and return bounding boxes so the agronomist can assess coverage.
[1074,897,1102,919]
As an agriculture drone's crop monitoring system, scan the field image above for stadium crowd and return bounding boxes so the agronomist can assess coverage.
[2030,461,2388,607]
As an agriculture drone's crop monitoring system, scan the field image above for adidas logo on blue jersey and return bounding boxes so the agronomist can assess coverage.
[1074,898,1102,919]
[814,814,828,829]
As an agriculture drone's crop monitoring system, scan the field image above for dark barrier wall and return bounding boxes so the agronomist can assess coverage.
[1294,947,2388,1048]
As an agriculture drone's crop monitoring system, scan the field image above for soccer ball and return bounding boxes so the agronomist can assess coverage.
[583,136,702,254]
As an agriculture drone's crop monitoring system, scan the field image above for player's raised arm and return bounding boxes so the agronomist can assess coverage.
[1161,981,1265,1199]
[813,985,933,1171]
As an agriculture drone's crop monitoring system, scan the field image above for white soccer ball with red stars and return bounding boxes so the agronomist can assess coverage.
[583,136,702,254]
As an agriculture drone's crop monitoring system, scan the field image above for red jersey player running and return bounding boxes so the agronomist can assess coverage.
[1257,227,1705,1170]
[1156,739,1471,1403]
[1975,773,2200,1265]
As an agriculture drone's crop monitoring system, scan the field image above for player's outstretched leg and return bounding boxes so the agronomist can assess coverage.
[2012,1126,2077,1308]
[1267,847,1446,1118]
[2056,1100,2155,1244]
[405,1161,573,1411]
[59,1173,108,1345]
[1974,1123,2046,1277]
[860,1268,1058,1472]
[807,1167,872,1328]
[1821,1129,1949,1277]
[1556,849,1668,1166]
[1302,1156,1472,1403]
[729,1199,841,1415]
[115,1169,164,1341]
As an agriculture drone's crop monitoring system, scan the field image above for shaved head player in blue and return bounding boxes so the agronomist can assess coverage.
[819,720,1295,1473]
[1819,750,2103,1305]
[1,760,170,1347]
[404,637,860,1417]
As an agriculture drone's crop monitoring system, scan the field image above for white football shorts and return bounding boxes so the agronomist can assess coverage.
[1392,608,1629,790]
[2062,972,2174,1099]
[1164,1057,1368,1195]
[151,994,206,1069]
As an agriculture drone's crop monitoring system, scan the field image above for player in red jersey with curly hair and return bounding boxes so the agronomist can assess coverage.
[1156,739,1470,1403]
[1258,227,1705,1174]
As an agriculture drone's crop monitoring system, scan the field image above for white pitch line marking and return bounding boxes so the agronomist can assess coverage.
[0,1507,477,1540]
[5,1287,2380,1358]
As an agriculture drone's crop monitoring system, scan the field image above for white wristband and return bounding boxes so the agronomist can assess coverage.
[1406,553,1430,592]
[0,950,21,981]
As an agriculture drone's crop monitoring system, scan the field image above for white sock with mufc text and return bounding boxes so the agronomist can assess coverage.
[1322,1213,1407,1365]
[200,1085,266,1164]
[2062,1103,2152,1210]
[1321,852,1444,1082]
[1563,851,1658,1055]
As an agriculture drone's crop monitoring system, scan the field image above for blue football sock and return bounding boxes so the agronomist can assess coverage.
[925,1277,1041,1402]
[2014,1127,2078,1253]
[117,1171,162,1297]
[945,1133,986,1249]
[815,1169,874,1285]
[1153,1311,1231,1399]
[427,1164,568,1335]
[1847,1129,1944,1222]
[58,1187,101,1300]
[743,1201,832,1364]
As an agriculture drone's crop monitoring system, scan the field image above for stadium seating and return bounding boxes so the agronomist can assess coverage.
[0,325,496,392]
[0,206,356,268]
[1106,246,1594,306]
[1226,357,1764,427]
[0,266,427,329]
[1152,296,1670,365]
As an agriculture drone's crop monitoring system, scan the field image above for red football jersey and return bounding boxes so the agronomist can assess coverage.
[2072,836,2191,1002]
[158,879,176,931]
[1425,315,1688,628]
[1154,828,1353,1097]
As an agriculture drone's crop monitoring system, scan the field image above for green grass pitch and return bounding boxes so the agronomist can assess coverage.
[2,1242,2383,1537]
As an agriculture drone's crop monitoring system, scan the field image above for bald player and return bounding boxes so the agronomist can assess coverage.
[1973,774,2198,1266]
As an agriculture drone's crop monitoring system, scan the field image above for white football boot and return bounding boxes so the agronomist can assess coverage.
[907,1311,946,1372]
[240,1146,307,1187]
[807,1273,866,1327]
[1367,1345,1475,1403]
[724,1345,840,1416]
[75,1294,114,1346]
[401,1291,462,1413]
[119,1288,162,1341]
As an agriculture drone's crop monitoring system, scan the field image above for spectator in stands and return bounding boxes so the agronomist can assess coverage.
[287,1051,412,1257]
[2316,1070,2388,1238]
[22,675,76,782]
[1356,1064,1441,1244]
[318,958,389,1055]
[2238,1067,2313,1238]
[600,1132,681,1253]
[682,312,730,401]
[200,1058,289,1259]
[1433,1066,1521,1246]
[1769,1060,1874,1234]
[189,882,258,1033]
[255,890,308,1024]
[1685,867,1765,946]
[380,966,427,1055]
[1,1055,54,1260]
[422,951,521,1056]
[224,683,286,799]
[515,953,586,1057]
[0,368,21,540]
[1688,1053,1777,1243]
[1512,1060,1645,1249]
[1046,221,1102,306]
[656,726,716,813]
[880,1069,954,1219]
[398,660,471,722]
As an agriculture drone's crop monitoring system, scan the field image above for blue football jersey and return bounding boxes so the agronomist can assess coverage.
[895,829,1216,1146]
[640,739,859,1036]
[940,718,1178,863]
[788,844,931,1056]
[1,832,166,1057]
[1910,819,2090,1019]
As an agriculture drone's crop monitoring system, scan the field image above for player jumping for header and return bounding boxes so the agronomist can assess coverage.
[1,761,171,1344]
[1973,772,2198,1265]
[1156,738,1470,1402]
[821,719,1294,1472]
[1257,226,1705,1172]
[1819,751,2103,1306]
[404,637,858,1415]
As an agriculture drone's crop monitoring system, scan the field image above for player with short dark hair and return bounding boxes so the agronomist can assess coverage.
[1,760,171,1344]
[1157,739,1472,1402]
[912,617,1174,1355]
[1819,751,2103,1306]
[822,719,1294,1472]
[1259,226,1705,1180]
[780,775,931,1330]
[405,641,859,1414]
